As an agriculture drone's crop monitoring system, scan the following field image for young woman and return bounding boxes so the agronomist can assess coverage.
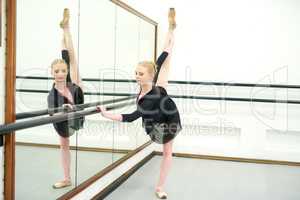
[47,8,84,189]
[97,8,180,199]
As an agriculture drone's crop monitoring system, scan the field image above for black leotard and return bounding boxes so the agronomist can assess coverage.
[121,51,182,144]
[47,50,84,138]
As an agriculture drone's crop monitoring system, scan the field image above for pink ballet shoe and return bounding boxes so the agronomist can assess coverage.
[52,180,72,189]
[60,8,70,29]
[155,190,168,199]
[168,8,176,30]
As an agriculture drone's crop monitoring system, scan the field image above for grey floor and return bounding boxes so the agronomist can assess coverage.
[15,145,125,200]
[105,156,300,200]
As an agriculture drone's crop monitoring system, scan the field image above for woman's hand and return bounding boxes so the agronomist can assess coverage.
[96,106,107,117]
[62,104,74,112]
[96,106,122,121]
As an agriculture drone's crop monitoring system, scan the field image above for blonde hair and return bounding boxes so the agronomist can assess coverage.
[51,59,67,69]
[138,61,156,76]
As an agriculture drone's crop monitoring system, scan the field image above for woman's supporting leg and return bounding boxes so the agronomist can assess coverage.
[59,136,71,182]
[156,140,173,192]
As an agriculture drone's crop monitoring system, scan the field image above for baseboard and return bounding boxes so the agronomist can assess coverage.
[16,142,131,154]
[154,151,300,166]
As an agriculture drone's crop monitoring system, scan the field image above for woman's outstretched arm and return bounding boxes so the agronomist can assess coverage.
[97,106,142,122]
[97,106,123,121]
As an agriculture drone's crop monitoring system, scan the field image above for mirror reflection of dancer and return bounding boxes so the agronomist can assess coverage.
[48,8,84,189]
[98,8,180,199]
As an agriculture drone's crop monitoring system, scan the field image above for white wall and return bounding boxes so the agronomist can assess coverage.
[123,0,300,84]
[0,0,6,199]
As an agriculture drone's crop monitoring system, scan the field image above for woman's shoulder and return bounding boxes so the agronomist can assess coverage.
[47,84,56,96]
[142,86,166,97]
[140,86,167,102]
[153,86,167,95]
[47,85,57,105]
[67,82,82,91]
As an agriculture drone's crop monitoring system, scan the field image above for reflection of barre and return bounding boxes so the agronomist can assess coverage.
[78,96,136,110]
[0,100,136,135]
[16,95,136,120]
[96,100,136,112]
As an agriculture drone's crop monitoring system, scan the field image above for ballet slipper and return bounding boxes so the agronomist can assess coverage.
[52,180,72,189]
[155,190,168,199]
[60,8,70,29]
[168,8,176,31]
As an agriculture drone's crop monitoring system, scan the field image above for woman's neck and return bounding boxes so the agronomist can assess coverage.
[55,81,67,91]
[140,84,153,94]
